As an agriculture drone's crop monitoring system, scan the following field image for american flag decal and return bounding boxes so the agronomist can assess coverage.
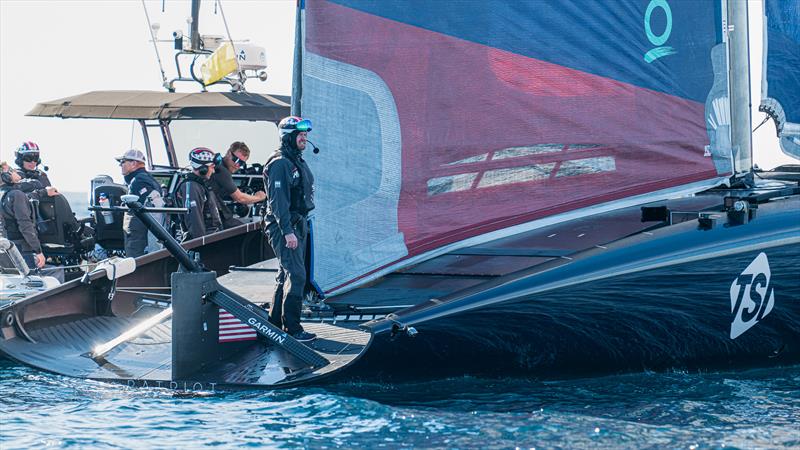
[218,309,257,342]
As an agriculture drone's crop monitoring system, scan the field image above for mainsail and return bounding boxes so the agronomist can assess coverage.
[760,0,800,159]
[298,0,733,293]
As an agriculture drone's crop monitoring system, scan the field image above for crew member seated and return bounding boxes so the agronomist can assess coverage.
[115,149,164,257]
[12,140,81,246]
[15,141,53,195]
[0,162,64,282]
[175,148,222,240]
[209,141,266,228]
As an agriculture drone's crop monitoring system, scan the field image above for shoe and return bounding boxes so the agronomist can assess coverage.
[292,331,317,342]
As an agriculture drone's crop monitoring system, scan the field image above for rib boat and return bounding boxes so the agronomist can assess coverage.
[0,0,798,389]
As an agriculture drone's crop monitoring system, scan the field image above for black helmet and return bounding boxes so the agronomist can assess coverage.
[15,141,41,168]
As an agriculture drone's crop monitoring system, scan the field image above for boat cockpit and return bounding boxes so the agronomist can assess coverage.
[18,90,291,277]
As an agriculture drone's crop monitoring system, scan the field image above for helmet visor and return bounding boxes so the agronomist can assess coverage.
[294,119,312,132]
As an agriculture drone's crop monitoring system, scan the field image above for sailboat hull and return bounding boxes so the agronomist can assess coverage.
[357,203,800,378]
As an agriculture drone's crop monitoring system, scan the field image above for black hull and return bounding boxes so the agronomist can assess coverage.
[356,198,800,379]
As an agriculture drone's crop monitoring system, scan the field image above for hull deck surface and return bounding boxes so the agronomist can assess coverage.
[1,315,369,388]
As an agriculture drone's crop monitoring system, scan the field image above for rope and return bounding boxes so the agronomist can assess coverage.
[141,0,168,86]
[215,0,245,88]
[114,289,172,298]
[115,286,171,291]
[752,114,770,133]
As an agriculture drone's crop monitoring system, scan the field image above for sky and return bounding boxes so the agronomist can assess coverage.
[1,0,796,193]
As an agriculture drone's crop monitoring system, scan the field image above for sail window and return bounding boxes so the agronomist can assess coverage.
[555,157,616,177]
[492,144,564,160]
[477,163,556,188]
[427,173,478,196]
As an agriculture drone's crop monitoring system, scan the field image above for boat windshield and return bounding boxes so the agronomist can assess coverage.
[132,120,279,168]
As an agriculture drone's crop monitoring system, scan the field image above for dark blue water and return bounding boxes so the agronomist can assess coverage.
[1,360,798,449]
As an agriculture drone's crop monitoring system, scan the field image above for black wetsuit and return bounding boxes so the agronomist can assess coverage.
[17,168,51,199]
[263,142,315,334]
[175,173,222,240]
[123,168,163,257]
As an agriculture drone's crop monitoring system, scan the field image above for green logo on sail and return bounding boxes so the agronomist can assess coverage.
[644,0,677,63]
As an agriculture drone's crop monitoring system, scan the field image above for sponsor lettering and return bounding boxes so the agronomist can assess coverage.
[247,317,286,344]
[125,379,217,392]
[730,252,775,339]
[644,0,677,63]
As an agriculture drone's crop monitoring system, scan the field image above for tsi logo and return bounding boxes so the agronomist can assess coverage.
[644,0,677,63]
[729,252,775,339]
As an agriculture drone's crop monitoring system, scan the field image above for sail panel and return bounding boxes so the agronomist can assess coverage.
[300,0,731,293]
[761,0,800,159]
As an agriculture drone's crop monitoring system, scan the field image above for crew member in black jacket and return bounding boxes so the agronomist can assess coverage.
[116,149,164,257]
[14,141,59,200]
[176,148,222,240]
[1,161,46,269]
[263,116,317,343]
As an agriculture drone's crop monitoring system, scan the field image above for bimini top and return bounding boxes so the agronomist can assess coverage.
[26,90,291,121]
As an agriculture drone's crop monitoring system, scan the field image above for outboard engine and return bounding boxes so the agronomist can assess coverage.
[92,180,128,253]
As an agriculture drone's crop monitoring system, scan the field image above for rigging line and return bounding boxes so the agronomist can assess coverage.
[752,114,770,133]
[141,0,168,86]
[215,0,244,86]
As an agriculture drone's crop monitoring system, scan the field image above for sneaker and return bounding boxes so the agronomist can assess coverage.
[292,331,317,342]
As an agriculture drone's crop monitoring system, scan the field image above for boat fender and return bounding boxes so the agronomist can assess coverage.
[81,257,137,284]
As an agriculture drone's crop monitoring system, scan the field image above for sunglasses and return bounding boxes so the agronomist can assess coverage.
[22,154,39,163]
[230,154,248,170]
[118,159,134,166]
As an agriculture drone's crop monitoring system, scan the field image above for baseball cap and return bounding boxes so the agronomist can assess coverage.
[114,149,147,163]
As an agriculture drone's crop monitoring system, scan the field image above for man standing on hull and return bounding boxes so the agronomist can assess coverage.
[263,116,316,343]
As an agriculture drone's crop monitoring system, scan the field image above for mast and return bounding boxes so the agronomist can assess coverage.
[190,0,202,52]
[726,0,754,183]
[291,1,303,116]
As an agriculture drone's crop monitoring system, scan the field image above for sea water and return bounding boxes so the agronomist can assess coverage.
[1,360,798,449]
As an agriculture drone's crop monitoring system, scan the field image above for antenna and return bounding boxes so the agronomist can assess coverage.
[141,0,169,89]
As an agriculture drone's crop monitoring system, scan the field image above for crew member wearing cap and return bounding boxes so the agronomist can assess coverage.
[263,116,317,343]
[116,149,164,258]
[176,148,223,240]
[209,141,266,229]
